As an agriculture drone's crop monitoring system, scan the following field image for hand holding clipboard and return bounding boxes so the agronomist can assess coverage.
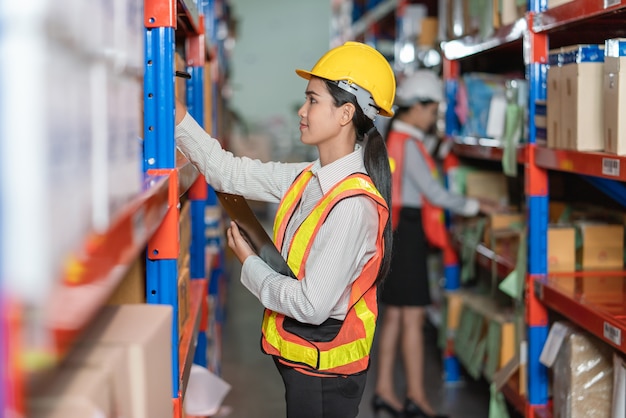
[217,192,297,279]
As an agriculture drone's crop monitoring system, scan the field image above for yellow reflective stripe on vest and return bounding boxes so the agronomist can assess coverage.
[287,176,383,276]
[318,298,375,369]
[273,170,313,241]
[262,310,320,368]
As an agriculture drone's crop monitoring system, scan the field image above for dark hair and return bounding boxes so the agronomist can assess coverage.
[325,80,392,284]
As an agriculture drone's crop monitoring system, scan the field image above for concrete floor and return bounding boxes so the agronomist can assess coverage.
[215,255,499,418]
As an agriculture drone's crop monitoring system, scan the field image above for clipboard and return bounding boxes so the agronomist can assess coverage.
[216,191,297,279]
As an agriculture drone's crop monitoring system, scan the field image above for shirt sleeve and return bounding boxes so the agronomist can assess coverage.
[405,140,479,217]
[175,112,310,202]
[239,195,379,324]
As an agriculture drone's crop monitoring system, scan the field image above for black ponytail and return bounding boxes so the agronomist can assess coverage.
[325,80,392,284]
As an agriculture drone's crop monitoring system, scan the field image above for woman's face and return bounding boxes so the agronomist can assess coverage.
[412,101,439,132]
[297,77,344,147]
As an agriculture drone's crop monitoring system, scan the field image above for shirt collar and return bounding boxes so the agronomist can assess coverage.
[310,144,366,195]
[391,119,425,141]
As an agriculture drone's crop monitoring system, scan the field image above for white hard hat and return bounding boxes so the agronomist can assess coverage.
[395,70,444,106]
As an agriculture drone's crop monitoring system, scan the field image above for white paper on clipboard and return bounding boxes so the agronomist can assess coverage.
[216,192,297,279]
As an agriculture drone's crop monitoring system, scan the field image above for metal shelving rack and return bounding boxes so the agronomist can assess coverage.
[1,1,229,416]
[144,0,227,415]
[442,1,626,416]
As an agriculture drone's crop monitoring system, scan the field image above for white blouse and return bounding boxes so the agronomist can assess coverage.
[175,112,380,324]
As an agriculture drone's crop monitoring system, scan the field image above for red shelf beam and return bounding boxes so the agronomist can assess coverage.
[177,0,202,35]
[452,142,527,164]
[533,0,626,32]
[535,275,626,353]
[534,146,626,181]
[178,279,208,398]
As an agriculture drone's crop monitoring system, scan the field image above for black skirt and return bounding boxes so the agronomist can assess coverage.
[379,207,431,307]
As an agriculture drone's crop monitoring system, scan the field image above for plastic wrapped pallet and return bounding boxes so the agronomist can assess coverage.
[550,323,614,418]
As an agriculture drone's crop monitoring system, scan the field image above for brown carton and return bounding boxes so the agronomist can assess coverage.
[78,304,173,418]
[560,45,605,151]
[575,222,624,271]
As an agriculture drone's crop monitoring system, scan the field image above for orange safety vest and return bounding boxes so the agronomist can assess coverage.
[261,168,388,376]
[387,131,449,250]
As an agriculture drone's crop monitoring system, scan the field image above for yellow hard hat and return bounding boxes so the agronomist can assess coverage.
[296,42,395,118]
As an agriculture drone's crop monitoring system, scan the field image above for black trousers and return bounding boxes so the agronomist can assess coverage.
[273,358,367,418]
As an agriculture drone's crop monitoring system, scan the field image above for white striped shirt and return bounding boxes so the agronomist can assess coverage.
[175,113,379,324]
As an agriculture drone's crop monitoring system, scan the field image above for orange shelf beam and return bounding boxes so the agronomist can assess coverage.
[452,140,527,164]
[178,279,208,398]
[533,0,626,32]
[535,273,626,353]
[534,146,626,182]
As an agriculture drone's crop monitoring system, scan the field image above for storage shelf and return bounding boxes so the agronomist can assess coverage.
[179,279,207,396]
[48,174,170,358]
[534,146,626,182]
[441,18,526,60]
[535,274,626,353]
[533,0,626,33]
[177,0,202,35]
[452,138,527,164]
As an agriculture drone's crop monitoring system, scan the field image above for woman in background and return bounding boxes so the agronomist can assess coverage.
[372,70,494,418]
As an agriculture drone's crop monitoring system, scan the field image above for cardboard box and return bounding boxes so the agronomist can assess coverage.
[547,226,577,293]
[107,256,146,304]
[445,291,464,330]
[548,226,576,273]
[179,200,191,268]
[483,212,524,263]
[576,222,624,271]
[560,44,605,151]
[30,367,113,418]
[604,38,626,155]
[61,346,132,418]
[465,171,509,205]
[547,48,562,148]
[78,304,173,418]
[552,324,614,418]
[178,261,191,335]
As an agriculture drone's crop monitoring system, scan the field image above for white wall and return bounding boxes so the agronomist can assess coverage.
[228,0,330,159]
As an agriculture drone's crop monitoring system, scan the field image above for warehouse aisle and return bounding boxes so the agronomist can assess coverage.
[216,251,499,418]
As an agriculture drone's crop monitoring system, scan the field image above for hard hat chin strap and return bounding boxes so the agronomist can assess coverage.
[336,80,379,121]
